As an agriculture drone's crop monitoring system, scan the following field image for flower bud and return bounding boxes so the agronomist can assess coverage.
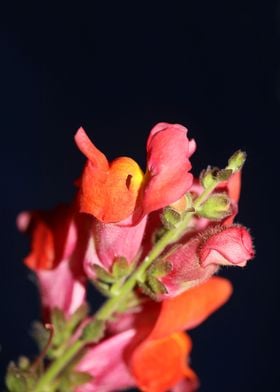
[196,193,232,220]
[227,150,247,173]
[199,225,254,267]
[149,224,254,298]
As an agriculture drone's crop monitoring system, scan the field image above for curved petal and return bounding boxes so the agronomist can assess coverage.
[37,259,86,318]
[93,215,147,270]
[75,128,144,223]
[75,127,108,170]
[75,329,136,392]
[142,123,194,215]
[131,332,197,392]
[150,276,233,339]
[18,205,75,271]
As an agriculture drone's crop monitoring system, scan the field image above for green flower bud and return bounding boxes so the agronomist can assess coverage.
[227,150,247,172]
[197,193,231,220]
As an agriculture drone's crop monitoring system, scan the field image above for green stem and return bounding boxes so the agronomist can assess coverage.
[33,340,84,392]
[34,180,220,391]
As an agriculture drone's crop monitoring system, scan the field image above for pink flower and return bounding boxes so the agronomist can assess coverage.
[158,224,254,298]
[75,122,196,224]
[17,204,91,318]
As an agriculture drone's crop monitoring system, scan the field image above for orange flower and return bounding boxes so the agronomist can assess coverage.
[75,123,195,223]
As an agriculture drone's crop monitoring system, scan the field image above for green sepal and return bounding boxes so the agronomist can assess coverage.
[51,308,67,347]
[148,259,172,278]
[81,319,105,343]
[31,321,49,352]
[216,168,233,181]
[147,276,168,295]
[92,265,115,283]
[57,371,93,392]
[139,275,168,300]
[161,206,182,229]
[66,303,89,334]
[18,357,30,371]
[197,193,231,220]
[112,257,130,279]
[200,166,218,188]
[5,362,37,392]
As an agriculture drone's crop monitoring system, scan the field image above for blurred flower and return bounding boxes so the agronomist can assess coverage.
[75,276,232,392]
[17,204,90,318]
[75,122,196,224]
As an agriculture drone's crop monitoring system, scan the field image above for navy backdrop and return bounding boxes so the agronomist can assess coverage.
[0,2,278,391]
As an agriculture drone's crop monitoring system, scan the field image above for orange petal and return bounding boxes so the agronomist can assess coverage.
[150,276,233,339]
[75,127,109,171]
[75,128,145,222]
[131,332,197,392]
[79,156,144,222]
[24,221,55,270]
[227,171,241,204]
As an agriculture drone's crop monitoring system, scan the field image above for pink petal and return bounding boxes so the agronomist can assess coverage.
[85,215,147,276]
[142,123,194,215]
[37,259,86,318]
[75,330,136,392]
[199,225,255,267]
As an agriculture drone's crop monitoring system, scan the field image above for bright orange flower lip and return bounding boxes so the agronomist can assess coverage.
[75,123,195,223]
[75,127,144,222]
[130,276,232,391]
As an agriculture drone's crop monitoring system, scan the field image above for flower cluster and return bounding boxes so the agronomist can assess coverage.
[8,123,254,392]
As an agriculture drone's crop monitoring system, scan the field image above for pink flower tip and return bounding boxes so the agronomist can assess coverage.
[199,225,255,268]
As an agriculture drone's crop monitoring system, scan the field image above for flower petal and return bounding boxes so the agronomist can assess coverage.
[75,329,136,392]
[75,128,144,222]
[150,276,233,338]
[131,332,197,392]
[92,215,147,271]
[199,225,255,268]
[142,123,194,215]
[37,259,86,319]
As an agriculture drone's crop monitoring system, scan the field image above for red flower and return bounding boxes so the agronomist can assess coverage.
[75,123,195,223]
[17,204,90,317]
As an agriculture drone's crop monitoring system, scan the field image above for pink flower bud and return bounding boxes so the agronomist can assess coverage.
[159,238,218,297]
[156,224,254,298]
[199,225,254,268]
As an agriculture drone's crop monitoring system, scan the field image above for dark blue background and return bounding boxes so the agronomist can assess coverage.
[0,2,278,391]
